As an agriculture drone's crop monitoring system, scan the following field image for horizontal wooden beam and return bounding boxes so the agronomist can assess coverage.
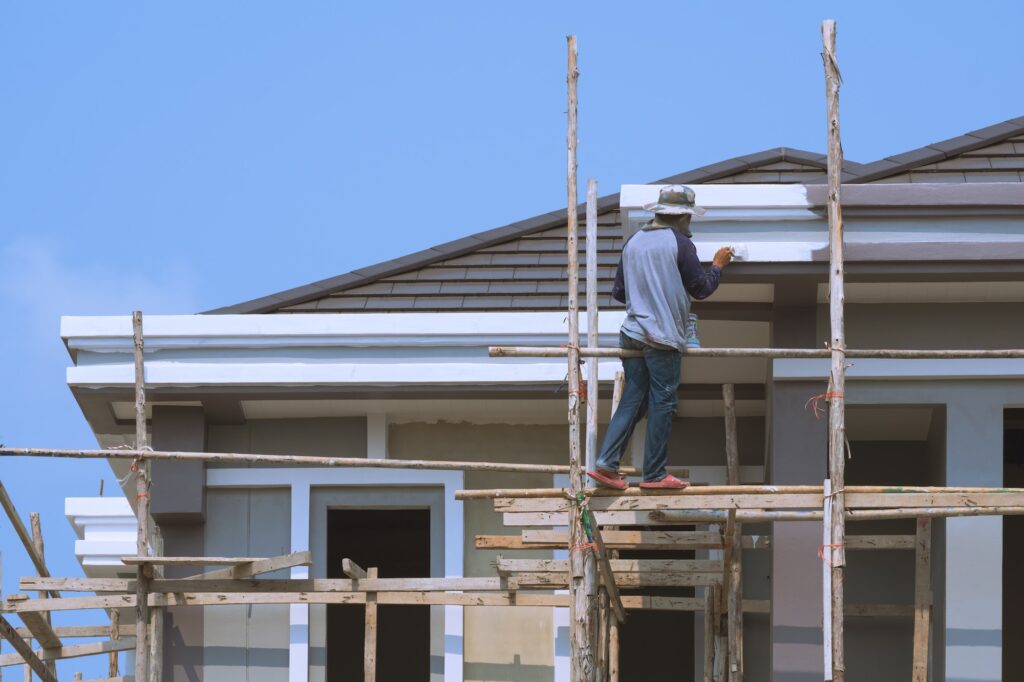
[12,625,135,639]
[3,590,767,612]
[509,571,722,589]
[845,535,914,550]
[496,558,721,574]
[121,556,264,566]
[180,550,312,580]
[0,636,134,668]
[342,559,367,580]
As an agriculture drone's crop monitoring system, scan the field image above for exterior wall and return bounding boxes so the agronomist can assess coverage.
[203,487,291,681]
[391,422,564,682]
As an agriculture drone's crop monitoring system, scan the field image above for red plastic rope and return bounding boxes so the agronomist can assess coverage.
[804,392,845,420]
[818,543,844,562]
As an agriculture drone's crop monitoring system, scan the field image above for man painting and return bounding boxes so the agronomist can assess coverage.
[587,185,733,490]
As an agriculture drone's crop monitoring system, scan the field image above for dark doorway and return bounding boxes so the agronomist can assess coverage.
[326,508,430,681]
[1003,416,1024,678]
[616,527,695,678]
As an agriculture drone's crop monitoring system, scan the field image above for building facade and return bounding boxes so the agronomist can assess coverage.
[64,117,1024,681]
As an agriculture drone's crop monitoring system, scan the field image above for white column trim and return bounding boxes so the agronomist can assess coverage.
[366,413,388,460]
[207,467,464,681]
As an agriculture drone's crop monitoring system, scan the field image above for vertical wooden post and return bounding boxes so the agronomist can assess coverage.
[149,525,164,682]
[364,567,379,682]
[713,591,727,682]
[133,310,152,682]
[608,620,619,682]
[723,384,743,681]
[586,176,605,682]
[109,607,121,677]
[585,178,600,474]
[912,519,932,681]
[29,513,57,679]
[821,19,847,682]
[565,34,596,682]
[703,586,715,682]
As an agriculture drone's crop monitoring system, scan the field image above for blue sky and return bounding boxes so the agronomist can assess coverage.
[2,0,1024,676]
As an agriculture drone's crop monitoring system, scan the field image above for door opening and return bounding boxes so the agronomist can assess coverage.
[617,526,695,678]
[326,508,430,680]
[1003,416,1024,678]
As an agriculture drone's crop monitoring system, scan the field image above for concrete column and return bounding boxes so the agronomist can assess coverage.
[151,405,207,682]
[367,413,388,459]
[770,380,827,682]
[945,396,1002,681]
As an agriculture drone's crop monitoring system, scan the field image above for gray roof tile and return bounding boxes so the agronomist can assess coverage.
[207,116,1024,315]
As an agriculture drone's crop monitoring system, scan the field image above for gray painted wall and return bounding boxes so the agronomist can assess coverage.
[203,488,291,682]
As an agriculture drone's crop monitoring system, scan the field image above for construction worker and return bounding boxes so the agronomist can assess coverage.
[587,185,733,490]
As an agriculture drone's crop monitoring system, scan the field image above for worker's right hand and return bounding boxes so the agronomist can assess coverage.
[712,247,733,269]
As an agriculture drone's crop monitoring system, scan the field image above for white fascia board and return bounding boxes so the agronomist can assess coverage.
[62,311,625,350]
[620,184,817,221]
[774,358,1024,381]
[64,311,629,388]
[68,359,625,387]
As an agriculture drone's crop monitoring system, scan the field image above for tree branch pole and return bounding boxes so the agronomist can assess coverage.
[587,178,607,679]
[565,34,597,682]
[585,178,599,475]
[821,19,847,682]
[132,311,152,682]
[490,346,1024,359]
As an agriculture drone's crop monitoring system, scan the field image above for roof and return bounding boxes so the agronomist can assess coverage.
[208,116,1024,315]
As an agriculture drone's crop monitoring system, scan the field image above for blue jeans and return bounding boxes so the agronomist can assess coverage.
[595,332,681,482]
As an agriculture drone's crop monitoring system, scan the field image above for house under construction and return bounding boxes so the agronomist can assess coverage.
[3,24,1024,682]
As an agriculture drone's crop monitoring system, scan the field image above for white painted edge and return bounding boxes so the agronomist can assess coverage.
[620,184,813,210]
[61,312,627,345]
[774,358,1024,381]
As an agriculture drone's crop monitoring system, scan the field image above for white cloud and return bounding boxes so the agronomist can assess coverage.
[0,235,200,331]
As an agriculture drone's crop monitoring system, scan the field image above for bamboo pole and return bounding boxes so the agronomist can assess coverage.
[584,177,608,678]
[911,519,932,681]
[109,608,120,677]
[585,178,599,474]
[149,526,164,682]
[488,346,1024,359]
[30,513,58,678]
[565,34,597,682]
[821,20,846,682]
[0,448,648,476]
[608,619,619,682]
[703,586,715,682]
[132,311,151,682]
[651,506,1024,523]
[722,385,743,681]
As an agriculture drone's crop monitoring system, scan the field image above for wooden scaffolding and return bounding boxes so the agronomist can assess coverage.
[3,18,1024,682]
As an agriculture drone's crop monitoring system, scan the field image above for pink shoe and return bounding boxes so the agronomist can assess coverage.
[587,468,628,491]
[638,474,690,490]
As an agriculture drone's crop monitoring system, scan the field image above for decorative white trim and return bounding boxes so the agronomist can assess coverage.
[207,467,464,682]
[65,497,136,578]
[620,184,816,222]
[61,312,624,349]
[774,358,1024,381]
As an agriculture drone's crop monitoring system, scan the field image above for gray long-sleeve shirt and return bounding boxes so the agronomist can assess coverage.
[612,223,722,351]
